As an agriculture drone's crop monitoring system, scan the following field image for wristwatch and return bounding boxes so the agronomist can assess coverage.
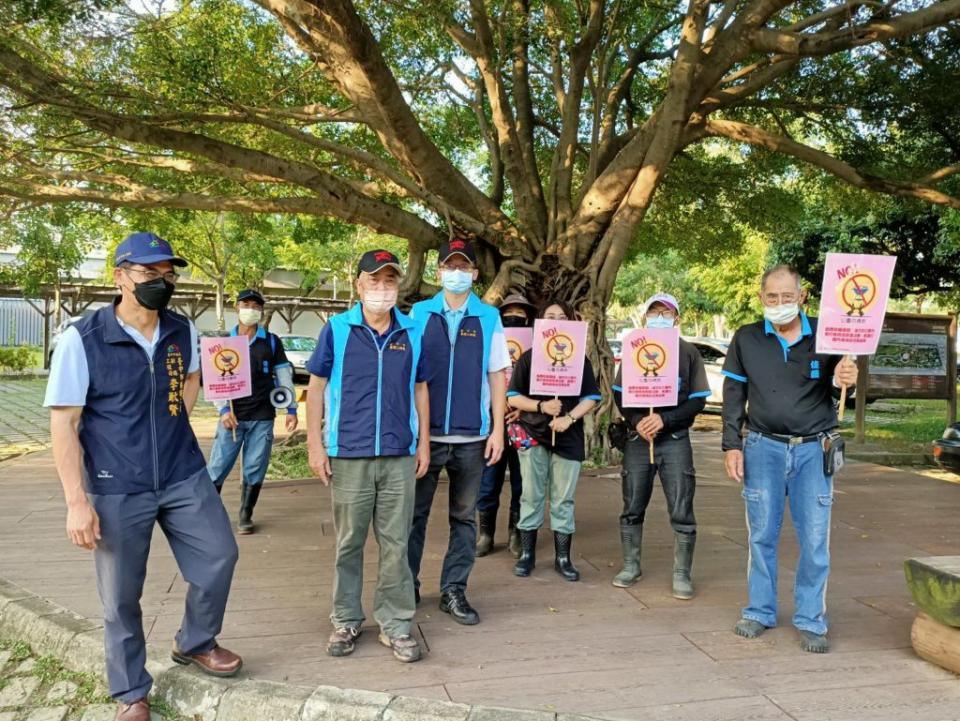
[566,413,576,423]
[536,400,543,414]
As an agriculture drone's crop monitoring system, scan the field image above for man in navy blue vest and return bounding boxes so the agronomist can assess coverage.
[407,239,510,625]
[45,233,241,721]
[306,249,431,664]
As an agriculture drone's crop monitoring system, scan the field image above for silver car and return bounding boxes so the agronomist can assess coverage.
[279,334,318,381]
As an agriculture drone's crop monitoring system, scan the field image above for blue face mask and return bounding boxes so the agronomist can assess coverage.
[646,316,675,329]
[441,269,474,294]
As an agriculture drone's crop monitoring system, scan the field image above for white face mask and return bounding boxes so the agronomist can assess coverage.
[238,308,262,326]
[363,289,398,313]
[764,303,799,326]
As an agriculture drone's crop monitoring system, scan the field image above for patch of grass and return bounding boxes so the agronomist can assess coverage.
[266,441,312,480]
[841,397,952,451]
[0,639,32,662]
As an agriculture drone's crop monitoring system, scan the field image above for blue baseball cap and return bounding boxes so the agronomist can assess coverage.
[114,232,187,268]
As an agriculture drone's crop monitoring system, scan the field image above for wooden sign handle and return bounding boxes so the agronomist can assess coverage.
[648,407,654,463]
[837,354,856,422]
[551,395,558,446]
[229,399,237,442]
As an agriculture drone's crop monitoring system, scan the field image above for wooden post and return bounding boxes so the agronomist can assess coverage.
[854,355,869,445]
[42,297,51,369]
[947,314,957,426]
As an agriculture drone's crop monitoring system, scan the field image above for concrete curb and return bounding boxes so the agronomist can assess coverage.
[0,580,584,721]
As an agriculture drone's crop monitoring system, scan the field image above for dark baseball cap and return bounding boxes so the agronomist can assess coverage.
[439,238,477,265]
[500,293,536,314]
[356,249,403,277]
[237,289,265,305]
[114,232,187,268]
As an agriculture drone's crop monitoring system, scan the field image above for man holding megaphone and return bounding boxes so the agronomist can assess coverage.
[207,289,298,534]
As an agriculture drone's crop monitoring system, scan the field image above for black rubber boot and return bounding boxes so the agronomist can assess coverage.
[672,531,696,600]
[476,509,496,557]
[513,529,537,577]
[612,523,643,588]
[238,484,262,535]
[553,532,580,582]
[507,509,521,559]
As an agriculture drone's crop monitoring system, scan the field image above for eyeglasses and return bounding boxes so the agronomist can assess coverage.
[762,292,798,305]
[124,267,180,283]
[646,310,677,319]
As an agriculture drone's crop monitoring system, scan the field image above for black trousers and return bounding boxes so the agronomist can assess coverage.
[620,431,697,534]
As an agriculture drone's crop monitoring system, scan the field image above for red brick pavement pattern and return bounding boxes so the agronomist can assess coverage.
[3,431,960,720]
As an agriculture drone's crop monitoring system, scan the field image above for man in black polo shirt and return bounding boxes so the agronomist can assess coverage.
[722,265,857,653]
[207,289,298,534]
[612,293,710,599]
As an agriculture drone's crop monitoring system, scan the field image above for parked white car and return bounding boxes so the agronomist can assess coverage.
[683,337,729,409]
[279,334,318,381]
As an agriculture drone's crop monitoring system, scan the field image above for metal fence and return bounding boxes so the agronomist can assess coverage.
[0,299,44,346]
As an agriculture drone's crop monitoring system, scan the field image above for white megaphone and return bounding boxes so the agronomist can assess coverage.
[270,364,296,409]
[270,386,294,409]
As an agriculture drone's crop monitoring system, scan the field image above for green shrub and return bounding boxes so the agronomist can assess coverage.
[0,346,34,371]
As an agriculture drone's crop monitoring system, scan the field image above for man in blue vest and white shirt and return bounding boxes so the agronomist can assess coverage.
[306,249,431,664]
[45,232,241,721]
[407,238,510,625]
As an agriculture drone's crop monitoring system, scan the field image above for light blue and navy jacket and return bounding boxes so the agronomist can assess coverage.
[74,303,206,495]
[409,292,502,438]
[307,303,424,458]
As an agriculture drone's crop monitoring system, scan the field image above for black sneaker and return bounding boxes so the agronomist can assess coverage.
[440,589,480,625]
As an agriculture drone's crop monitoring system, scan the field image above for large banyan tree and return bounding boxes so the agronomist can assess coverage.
[1,0,959,375]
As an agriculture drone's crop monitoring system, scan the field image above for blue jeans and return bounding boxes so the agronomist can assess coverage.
[207,418,275,488]
[90,468,238,702]
[742,431,834,635]
[408,441,486,593]
[477,446,522,516]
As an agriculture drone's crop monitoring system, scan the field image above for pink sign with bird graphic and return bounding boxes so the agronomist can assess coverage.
[815,253,897,356]
[530,320,588,396]
[621,327,680,407]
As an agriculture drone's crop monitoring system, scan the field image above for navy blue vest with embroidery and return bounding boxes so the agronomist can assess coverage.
[74,303,206,494]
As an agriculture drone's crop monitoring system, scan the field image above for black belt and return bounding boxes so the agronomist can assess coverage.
[759,431,823,446]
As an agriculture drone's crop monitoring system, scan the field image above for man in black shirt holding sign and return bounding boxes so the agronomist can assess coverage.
[612,294,711,599]
[207,289,298,534]
[722,266,857,653]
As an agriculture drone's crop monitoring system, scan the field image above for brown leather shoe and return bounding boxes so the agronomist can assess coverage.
[171,643,242,677]
[115,698,150,721]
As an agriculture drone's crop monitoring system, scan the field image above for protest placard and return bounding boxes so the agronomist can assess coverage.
[504,327,533,385]
[816,253,897,356]
[815,253,897,419]
[530,320,588,396]
[620,327,680,408]
[620,326,680,461]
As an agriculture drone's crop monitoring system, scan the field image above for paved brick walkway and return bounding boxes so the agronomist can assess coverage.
[2,430,960,720]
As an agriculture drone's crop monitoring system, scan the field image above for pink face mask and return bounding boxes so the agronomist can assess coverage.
[363,289,398,313]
